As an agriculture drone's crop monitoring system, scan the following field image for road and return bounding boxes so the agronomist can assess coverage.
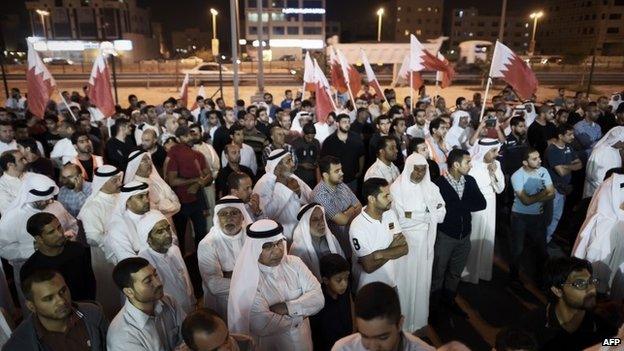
[4,71,624,87]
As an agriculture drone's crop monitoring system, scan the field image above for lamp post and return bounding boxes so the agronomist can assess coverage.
[35,9,50,39]
[528,11,544,56]
[376,8,384,42]
[210,8,220,56]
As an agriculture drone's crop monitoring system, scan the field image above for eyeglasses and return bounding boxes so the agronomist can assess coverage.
[217,210,242,217]
[561,277,599,290]
[262,239,284,250]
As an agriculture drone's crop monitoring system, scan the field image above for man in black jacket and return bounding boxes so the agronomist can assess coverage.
[4,268,109,351]
[431,149,486,320]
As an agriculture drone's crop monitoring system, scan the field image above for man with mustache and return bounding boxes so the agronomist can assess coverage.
[515,257,615,350]
[58,163,93,218]
[108,257,184,351]
[139,211,195,316]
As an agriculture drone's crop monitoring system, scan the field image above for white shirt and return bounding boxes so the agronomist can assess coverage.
[79,192,118,253]
[0,140,17,155]
[349,208,402,289]
[314,122,337,146]
[105,210,145,264]
[221,143,258,175]
[0,173,24,215]
[250,255,324,351]
[134,175,181,219]
[406,124,427,139]
[139,246,195,316]
[194,142,220,178]
[332,332,434,351]
[4,97,26,111]
[134,122,160,146]
[107,296,184,351]
[364,158,400,184]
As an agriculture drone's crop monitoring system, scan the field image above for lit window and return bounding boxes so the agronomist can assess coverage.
[404,29,409,36]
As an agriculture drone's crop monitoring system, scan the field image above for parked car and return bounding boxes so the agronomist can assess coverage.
[182,62,245,75]
[43,58,74,65]
[278,54,296,61]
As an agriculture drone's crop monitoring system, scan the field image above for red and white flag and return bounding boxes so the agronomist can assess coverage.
[191,85,206,110]
[26,42,56,118]
[489,41,538,100]
[313,59,336,123]
[329,48,348,94]
[88,54,116,118]
[397,35,454,91]
[336,48,362,97]
[360,49,384,101]
[179,73,190,108]
[302,51,316,92]
[434,52,455,89]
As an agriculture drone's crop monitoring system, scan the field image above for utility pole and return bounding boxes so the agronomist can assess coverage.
[256,0,265,95]
[230,0,239,101]
[0,23,9,99]
[498,0,507,42]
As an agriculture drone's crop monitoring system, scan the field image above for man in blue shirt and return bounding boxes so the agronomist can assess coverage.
[574,102,603,161]
[509,148,555,286]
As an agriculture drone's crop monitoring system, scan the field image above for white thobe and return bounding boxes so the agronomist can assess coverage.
[364,159,400,184]
[194,142,220,229]
[197,229,244,318]
[134,122,160,146]
[78,192,122,319]
[107,296,184,351]
[221,143,258,175]
[0,173,23,215]
[0,140,17,155]
[135,175,180,220]
[314,122,337,146]
[139,246,195,317]
[462,161,505,284]
[250,255,324,351]
[253,174,312,242]
[584,146,622,198]
[391,190,446,332]
[50,137,78,164]
[332,332,434,351]
[105,211,145,264]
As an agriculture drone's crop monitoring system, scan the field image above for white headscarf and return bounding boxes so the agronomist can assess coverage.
[522,102,537,126]
[7,173,58,212]
[265,149,290,175]
[391,153,439,212]
[123,150,168,189]
[86,165,122,202]
[212,195,253,229]
[593,126,624,150]
[470,138,501,165]
[290,203,345,279]
[114,181,149,215]
[50,138,78,164]
[228,219,286,335]
[137,210,168,245]
[609,93,623,113]
[291,111,312,133]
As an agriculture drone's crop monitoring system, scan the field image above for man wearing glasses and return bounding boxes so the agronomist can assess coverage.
[58,163,93,217]
[515,257,616,350]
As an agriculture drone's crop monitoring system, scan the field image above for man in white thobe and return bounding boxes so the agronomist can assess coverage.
[364,136,400,184]
[124,150,180,221]
[463,138,505,284]
[583,126,624,198]
[77,165,124,319]
[198,196,252,319]
[573,173,624,299]
[107,257,184,351]
[253,149,312,242]
[0,173,78,308]
[228,219,324,351]
[390,153,446,332]
[104,181,152,264]
[290,203,345,280]
[0,149,28,215]
[138,210,195,317]
[448,103,472,150]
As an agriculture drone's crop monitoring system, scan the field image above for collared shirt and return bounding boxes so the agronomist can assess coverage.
[166,143,207,203]
[333,331,434,351]
[444,174,466,199]
[364,158,400,184]
[35,308,91,351]
[107,296,183,351]
[349,208,402,289]
[58,182,93,218]
[312,181,360,236]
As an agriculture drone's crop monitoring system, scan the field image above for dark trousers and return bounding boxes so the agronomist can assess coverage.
[173,199,207,255]
[431,231,471,299]
[508,212,548,279]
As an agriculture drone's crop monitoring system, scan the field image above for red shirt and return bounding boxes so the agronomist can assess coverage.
[166,143,207,203]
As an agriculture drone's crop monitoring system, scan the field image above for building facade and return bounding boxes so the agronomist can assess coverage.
[394,0,444,42]
[449,8,531,53]
[243,0,325,59]
[536,0,624,55]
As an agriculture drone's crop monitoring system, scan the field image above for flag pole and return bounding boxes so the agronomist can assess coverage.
[58,90,77,121]
[479,77,492,121]
[409,71,414,111]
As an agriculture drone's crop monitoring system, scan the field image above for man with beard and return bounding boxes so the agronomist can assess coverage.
[198,196,253,318]
[596,95,617,133]
[0,149,29,215]
[17,138,54,179]
[364,136,400,184]
[574,102,603,160]
[215,144,255,199]
[426,117,451,176]
[254,149,312,242]
[108,257,184,351]
[182,308,254,351]
[528,105,557,158]
[407,109,428,139]
[21,212,96,301]
[516,257,614,350]
[213,108,238,157]
[134,105,160,146]
[227,172,262,220]
[3,269,108,351]
[447,97,472,150]
[262,125,297,167]
[70,131,103,182]
[408,138,441,182]
[105,118,135,171]
[138,211,195,316]
[140,129,167,176]
[221,124,258,175]
[321,114,365,192]
[368,115,402,169]
[58,163,93,217]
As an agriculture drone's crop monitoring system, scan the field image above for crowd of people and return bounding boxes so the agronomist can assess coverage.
[0,83,622,351]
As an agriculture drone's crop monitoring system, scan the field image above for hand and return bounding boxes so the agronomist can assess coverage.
[286,178,301,196]
[249,193,261,215]
[487,162,498,174]
[269,302,289,315]
[199,173,213,187]
[223,271,232,279]
[390,233,407,248]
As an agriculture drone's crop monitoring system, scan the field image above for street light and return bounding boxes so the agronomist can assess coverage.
[376,8,384,42]
[210,8,219,56]
[528,10,544,56]
[35,9,50,38]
